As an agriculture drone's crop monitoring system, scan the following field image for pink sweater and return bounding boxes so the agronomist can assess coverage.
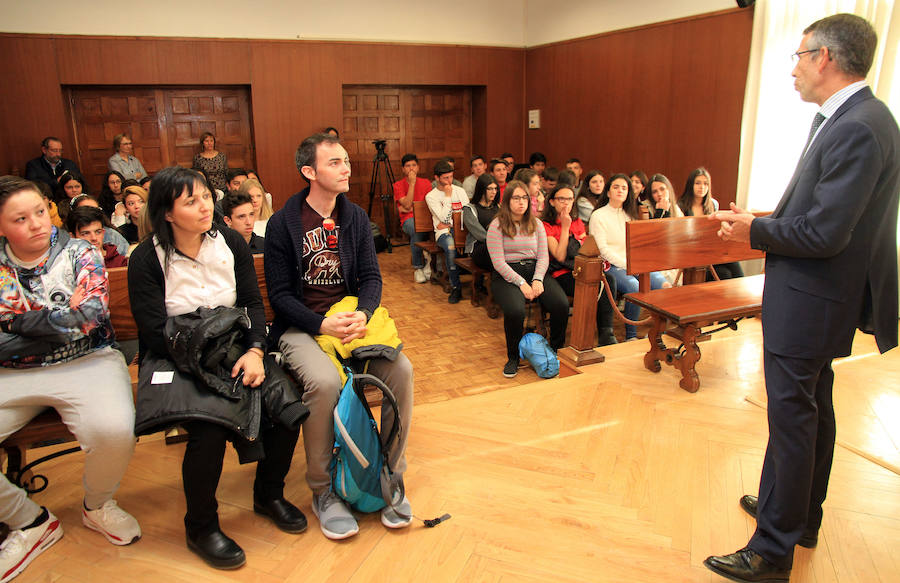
[486,217,549,284]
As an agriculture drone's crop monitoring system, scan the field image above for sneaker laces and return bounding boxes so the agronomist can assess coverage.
[0,530,26,556]
[88,500,130,524]
[316,490,340,512]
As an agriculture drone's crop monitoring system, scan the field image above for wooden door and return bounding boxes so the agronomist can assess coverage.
[164,88,254,170]
[69,88,168,192]
[342,85,472,234]
[68,87,254,194]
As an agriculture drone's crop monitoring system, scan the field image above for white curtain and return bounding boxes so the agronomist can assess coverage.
[736,0,900,212]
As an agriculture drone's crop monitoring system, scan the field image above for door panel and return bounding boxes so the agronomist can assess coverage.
[68,86,253,194]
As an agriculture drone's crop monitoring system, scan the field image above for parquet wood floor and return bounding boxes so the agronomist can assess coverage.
[12,246,900,582]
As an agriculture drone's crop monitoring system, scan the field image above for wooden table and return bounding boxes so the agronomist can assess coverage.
[626,274,764,392]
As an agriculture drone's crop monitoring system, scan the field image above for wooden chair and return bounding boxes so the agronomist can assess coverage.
[413,200,450,292]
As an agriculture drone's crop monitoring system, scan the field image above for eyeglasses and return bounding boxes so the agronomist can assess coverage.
[791,48,819,64]
[509,195,529,202]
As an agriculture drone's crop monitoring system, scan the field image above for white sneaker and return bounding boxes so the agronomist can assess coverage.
[414,268,427,284]
[0,508,63,583]
[82,500,141,546]
[422,256,432,279]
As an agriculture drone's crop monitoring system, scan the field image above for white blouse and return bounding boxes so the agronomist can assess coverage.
[153,233,236,317]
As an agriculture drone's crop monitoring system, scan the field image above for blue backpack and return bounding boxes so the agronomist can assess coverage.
[519,332,560,378]
[330,367,405,514]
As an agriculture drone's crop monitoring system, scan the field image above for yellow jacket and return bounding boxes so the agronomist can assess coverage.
[315,296,403,384]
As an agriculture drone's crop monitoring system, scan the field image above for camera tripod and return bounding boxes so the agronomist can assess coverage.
[366,139,400,252]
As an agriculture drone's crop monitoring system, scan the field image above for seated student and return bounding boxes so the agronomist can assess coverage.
[528,152,547,176]
[69,194,130,256]
[237,178,272,238]
[0,176,141,581]
[225,168,248,194]
[630,170,649,203]
[222,190,265,254]
[514,168,544,216]
[542,185,617,346]
[53,172,89,225]
[589,174,671,341]
[462,155,487,198]
[565,158,584,192]
[138,175,152,190]
[98,170,126,221]
[490,158,509,199]
[540,167,560,197]
[487,180,568,377]
[67,206,128,267]
[266,133,414,541]
[392,153,433,284]
[128,167,305,569]
[117,185,147,244]
[429,157,464,189]
[426,160,469,304]
[557,169,577,189]
[500,152,515,175]
[643,174,684,219]
[462,174,500,272]
[676,167,743,280]
[33,180,62,229]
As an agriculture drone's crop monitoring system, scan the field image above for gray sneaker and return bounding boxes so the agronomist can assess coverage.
[381,495,412,529]
[311,491,359,540]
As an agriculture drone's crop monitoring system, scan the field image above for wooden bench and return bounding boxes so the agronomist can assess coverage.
[3,256,276,493]
[451,212,499,318]
[623,214,768,392]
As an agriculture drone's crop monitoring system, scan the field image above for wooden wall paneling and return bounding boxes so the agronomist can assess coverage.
[524,8,752,205]
[56,38,160,85]
[164,88,255,170]
[154,40,251,85]
[0,36,71,177]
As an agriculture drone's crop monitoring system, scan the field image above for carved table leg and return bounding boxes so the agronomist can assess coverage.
[675,324,701,393]
[643,315,666,373]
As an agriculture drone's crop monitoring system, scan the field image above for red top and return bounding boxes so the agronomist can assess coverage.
[542,217,586,278]
[393,177,432,223]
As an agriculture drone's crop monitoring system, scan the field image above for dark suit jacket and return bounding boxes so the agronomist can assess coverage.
[750,87,900,358]
[24,156,81,188]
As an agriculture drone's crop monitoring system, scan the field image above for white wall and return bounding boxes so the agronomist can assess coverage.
[525,0,741,46]
[0,0,527,46]
[2,0,744,46]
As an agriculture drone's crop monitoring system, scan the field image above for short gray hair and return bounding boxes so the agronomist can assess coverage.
[805,13,877,78]
[295,133,340,183]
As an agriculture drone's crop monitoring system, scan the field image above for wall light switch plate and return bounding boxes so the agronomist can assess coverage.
[528,109,540,129]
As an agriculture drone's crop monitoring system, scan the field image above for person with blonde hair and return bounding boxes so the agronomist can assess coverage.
[238,178,272,237]
[118,185,148,244]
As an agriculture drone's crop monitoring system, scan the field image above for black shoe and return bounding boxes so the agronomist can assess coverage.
[597,327,618,346]
[703,548,790,583]
[254,497,308,534]
[448,286,462,304]
[187,529,246,569]
[503,359,519,378]
[739,495,818,548]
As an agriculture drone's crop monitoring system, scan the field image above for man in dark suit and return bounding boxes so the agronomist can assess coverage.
[704,14,900,583]
[24,136,82,188]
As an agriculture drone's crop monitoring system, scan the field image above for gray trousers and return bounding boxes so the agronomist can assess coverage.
[278,328,414,493]
[0,347,136,529]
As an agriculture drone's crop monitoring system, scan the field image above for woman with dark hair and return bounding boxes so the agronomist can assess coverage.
[677,168,743,279]
[643,173,684,219]
[576,170,605,224]
[53,172,89,224]
[589,173,670,340]
[542,185,617,346]
[127,166,306,570]
[487,180,569,377]
[630,170,649,203]
[462,173,500,271]
[192,132,228,192]
[98,170,126,220]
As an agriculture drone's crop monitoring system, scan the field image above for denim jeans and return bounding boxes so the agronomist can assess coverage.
[436,232,460,288]
[401,217,426,269]
[607,266,667,338]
